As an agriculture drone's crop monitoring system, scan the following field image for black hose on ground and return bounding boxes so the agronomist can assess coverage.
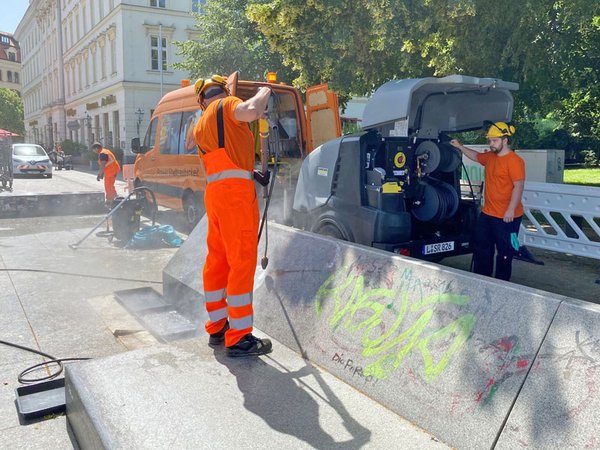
[0,338,89,384]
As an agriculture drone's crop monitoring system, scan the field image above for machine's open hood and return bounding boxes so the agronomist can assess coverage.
[361,75,519,139]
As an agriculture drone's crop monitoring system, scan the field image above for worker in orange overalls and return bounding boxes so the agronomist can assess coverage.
[92,142,120,205]
[194,75,272,357]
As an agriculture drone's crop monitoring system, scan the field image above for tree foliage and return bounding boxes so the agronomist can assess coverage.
[177,0,600,154]
[173,0,296,82]
[0,88,24,136]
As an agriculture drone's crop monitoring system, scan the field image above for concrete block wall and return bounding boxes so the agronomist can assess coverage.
[162,219,600,448]
[0,192,106,217]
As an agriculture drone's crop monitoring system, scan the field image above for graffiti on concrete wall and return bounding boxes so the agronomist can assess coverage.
[315,265,476,382]
[474,335,532,405]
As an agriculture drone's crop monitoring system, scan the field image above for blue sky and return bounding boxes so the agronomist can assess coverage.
[0,0,30,35]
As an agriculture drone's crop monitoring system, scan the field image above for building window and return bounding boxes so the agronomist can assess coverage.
[0,71,2,81]
[8,52,16,62]
[1,36,9,44]
[150,35,167,71]
[151,0,166,7]
[14,73,19,83]
[7,71,12,82]
[191,0,205,12]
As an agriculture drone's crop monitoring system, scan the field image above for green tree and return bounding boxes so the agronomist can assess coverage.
[249,0,600,154]
[174,0,296,83]
[247,0,434,95]
[175,0,599,154]
[0,88,24,136]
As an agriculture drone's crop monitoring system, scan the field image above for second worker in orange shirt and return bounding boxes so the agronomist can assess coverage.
[193,75,273,357]
[450,122,526,281]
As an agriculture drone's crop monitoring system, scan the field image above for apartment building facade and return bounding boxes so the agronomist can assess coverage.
[15,0,203,153]
[0,32,21,93]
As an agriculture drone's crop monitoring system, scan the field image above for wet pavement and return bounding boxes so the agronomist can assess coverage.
[0,166,127,197]
[0,212,183,449]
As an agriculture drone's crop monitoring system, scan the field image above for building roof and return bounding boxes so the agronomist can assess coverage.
[0,32,21,63]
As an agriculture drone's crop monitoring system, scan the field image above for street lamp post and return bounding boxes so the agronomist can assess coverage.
[135,108,144,138]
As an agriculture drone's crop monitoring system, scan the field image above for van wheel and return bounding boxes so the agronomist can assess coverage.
[317,224,345,240]
[183,193,203,229]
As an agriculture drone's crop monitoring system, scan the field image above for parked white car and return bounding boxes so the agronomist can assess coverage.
[12,144,53,178]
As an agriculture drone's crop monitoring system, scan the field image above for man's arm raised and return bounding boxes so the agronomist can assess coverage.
[450,139,481,163]
[234,87,272,123]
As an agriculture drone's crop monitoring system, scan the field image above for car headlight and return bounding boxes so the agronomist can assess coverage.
[40,159,50,163]
[13,158,24,163]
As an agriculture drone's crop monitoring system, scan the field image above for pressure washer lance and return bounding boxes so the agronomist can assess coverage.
[257,116,279,269]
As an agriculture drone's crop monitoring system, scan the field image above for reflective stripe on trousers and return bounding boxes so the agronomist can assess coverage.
[203,290,254,331]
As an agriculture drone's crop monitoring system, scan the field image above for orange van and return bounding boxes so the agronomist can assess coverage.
[131,73,340,228]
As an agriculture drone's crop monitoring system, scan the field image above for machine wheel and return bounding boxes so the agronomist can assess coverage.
[46,173,53,178]
[317,224,345,240]
[183,192,203,229]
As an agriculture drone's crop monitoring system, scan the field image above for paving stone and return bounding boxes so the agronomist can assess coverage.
[66,335,450,450]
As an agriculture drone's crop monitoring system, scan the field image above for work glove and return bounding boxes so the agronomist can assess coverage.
[97,173,104,181]
[253,170,271,187]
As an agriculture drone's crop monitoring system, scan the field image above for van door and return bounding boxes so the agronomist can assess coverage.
[227,71,239,97]
[305,84,341,153]
[144,112,185,209]
[134,116,158,185]
[263,87,309,225]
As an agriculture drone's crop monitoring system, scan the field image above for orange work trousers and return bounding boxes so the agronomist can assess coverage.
[104,174,118,203]
[202,150,259,347]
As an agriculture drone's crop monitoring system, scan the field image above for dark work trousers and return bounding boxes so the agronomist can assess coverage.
[473,212,522,281]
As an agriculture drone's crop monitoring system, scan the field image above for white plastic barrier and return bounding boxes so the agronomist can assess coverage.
[520,181,600,260]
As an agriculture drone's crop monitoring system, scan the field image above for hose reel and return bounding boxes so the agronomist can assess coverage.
[415,140,461,174]
[411,179,459,223]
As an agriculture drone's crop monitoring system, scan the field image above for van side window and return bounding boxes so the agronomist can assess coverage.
[144,117,158,150]
[180,109,202,154]
[159,112,183,155]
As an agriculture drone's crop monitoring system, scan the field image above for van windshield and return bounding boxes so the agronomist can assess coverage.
[13,145,46,157]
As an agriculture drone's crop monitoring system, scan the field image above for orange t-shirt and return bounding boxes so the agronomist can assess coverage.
[477,150,525,218]
[193,96,255,171]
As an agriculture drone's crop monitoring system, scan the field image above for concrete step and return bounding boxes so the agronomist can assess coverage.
[65,334,449,449]
[0,191,106,217]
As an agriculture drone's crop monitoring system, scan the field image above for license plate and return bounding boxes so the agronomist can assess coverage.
[423,241,454,255]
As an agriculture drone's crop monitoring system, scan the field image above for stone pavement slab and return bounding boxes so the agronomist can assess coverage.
[66,335,450,450]
[0,415,74,450]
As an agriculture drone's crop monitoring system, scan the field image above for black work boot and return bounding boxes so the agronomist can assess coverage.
[208,321,229,346]
[226,334,273,357]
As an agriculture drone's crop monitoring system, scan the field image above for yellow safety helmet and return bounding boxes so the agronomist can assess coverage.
[194,74,229,98]
[486,121,516,138]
